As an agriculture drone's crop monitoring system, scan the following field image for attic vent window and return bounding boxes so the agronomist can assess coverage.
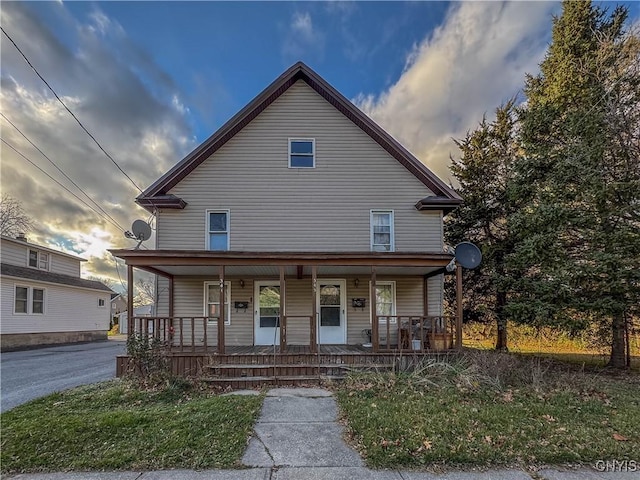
[289,139,315,168]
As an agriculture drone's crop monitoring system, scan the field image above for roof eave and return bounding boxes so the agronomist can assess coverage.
[139,62,461,202]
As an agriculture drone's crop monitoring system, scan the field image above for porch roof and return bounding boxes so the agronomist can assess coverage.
[108,249,453,278]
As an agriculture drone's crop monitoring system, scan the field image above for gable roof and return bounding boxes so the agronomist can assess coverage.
[137,62,461,211]
[1,263,113,292]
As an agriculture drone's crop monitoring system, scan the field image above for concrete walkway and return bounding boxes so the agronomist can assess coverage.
[4,388,637,479]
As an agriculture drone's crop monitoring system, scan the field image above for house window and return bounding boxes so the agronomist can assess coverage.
[14,286,45,314]
[14,286,28,313]
[204,281,231,325]
[207,210,230,251]
[98,298,106,307]
[289,139,315,168]
[32,288,44,314]
[28,249,49,270]
[371,210,394,252]
[372,281,396,324]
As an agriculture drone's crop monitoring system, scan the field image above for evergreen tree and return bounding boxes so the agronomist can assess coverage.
[509,0,640,367]
[447,101,520,351]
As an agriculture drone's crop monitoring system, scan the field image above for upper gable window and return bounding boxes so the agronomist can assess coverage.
[207,210,230,251]
[289,139,315,168]
[28,249,49,271]
[371,210,395,252]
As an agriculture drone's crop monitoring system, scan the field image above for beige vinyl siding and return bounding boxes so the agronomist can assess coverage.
[159,81,442,252]
[0,239,81,276]
[0,278,110,334]
[156,277,170,316]
[171,278,252,347]
[169,275,426,346]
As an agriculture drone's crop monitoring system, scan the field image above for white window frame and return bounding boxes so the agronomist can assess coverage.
[204,281,231,325]
[32,287,45,314]
[369,281,397,324]
[27,249,50,271]
[205,209,230,251]
[98,298,106,308]
[14,285,45,315]
[14,285,29,314]
[288,138,315,168]
[370,210,395,252]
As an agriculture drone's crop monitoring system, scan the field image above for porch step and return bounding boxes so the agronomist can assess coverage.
[206,363,394,378]
[202,375,345,389]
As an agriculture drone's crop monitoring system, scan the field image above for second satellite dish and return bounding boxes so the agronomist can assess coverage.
[454,242,482,269]
[131,219,152,241]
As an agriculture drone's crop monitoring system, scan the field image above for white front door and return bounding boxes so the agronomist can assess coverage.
[317,279,346,344]
[254,281,280,345]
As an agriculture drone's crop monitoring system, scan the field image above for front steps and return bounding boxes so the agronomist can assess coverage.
[202,352,410,388]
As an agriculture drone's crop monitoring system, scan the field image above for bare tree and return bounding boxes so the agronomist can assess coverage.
[0,194,33,237]
[134,277,155,307]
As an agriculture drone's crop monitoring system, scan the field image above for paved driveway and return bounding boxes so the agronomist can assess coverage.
[1,339,126,412]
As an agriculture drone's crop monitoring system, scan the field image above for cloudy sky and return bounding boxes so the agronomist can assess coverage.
[1,1,638,290]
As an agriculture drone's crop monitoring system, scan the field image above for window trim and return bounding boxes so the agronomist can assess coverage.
[27,249,50,271]
[288,138,315,169]
[205,209,230,251]
[203,281,231,325]
[369,280,397,324]
[370,209,395,252]
[98,298,106,308]
[14,285,45,315]
[14,285,29,314]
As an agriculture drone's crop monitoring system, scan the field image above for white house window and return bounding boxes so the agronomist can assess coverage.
[98,298,106,307]
[207,210,230,251]
[28,249,49,270]
[32,288,44,314]
[371,210,394,252]
[289,139,315,168]
[372,281,397,324]
[14,286,45,314]
[14,286,28,313]
[204,281,231,325]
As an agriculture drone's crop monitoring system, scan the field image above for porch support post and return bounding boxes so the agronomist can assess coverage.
[127,264,134,337]
[423,275,429,317]
[168,275,174,351]
[456,263,463,350]
[218,265,225,354]
[311,265,317,353]
[279,266,286,352]
[371,266,378,352]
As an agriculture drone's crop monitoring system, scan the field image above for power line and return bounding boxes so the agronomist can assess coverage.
[1,137,124,232]
[0,112,126,233]
[1,26,145,195]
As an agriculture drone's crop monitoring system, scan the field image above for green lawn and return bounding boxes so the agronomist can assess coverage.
[1,380,263,474]
[336,353,640,469]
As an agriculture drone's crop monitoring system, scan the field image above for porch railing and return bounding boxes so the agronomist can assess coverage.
[374,315,456,352]
[129,315,456,353]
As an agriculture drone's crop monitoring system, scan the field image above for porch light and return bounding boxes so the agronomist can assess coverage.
[240,279,245,288]
[354,278,360,288]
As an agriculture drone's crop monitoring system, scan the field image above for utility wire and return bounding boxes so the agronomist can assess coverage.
[0,112,127,233]
[1,138,125,232]
[1,26,144,195]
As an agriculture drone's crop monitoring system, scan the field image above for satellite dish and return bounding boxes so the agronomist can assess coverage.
[131,220,151,241]
[454,242,482,269]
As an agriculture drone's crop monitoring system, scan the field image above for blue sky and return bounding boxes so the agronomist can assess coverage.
[1,1,638,285]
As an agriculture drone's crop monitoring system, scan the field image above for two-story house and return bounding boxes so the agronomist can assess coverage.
[111,62,463,381]
[1,234,113,349]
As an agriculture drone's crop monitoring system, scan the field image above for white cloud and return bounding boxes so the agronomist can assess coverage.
[0,3,194,282]
[282,11,325,61]
[355,1,558,185]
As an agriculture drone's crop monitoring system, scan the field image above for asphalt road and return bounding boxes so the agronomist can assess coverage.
[0,339,126,412]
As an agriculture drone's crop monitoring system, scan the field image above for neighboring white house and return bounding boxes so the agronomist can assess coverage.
[0,234,113,350]
[118,304,154,334]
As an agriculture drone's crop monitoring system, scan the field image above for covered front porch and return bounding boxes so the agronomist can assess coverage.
[110,250,465,379]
